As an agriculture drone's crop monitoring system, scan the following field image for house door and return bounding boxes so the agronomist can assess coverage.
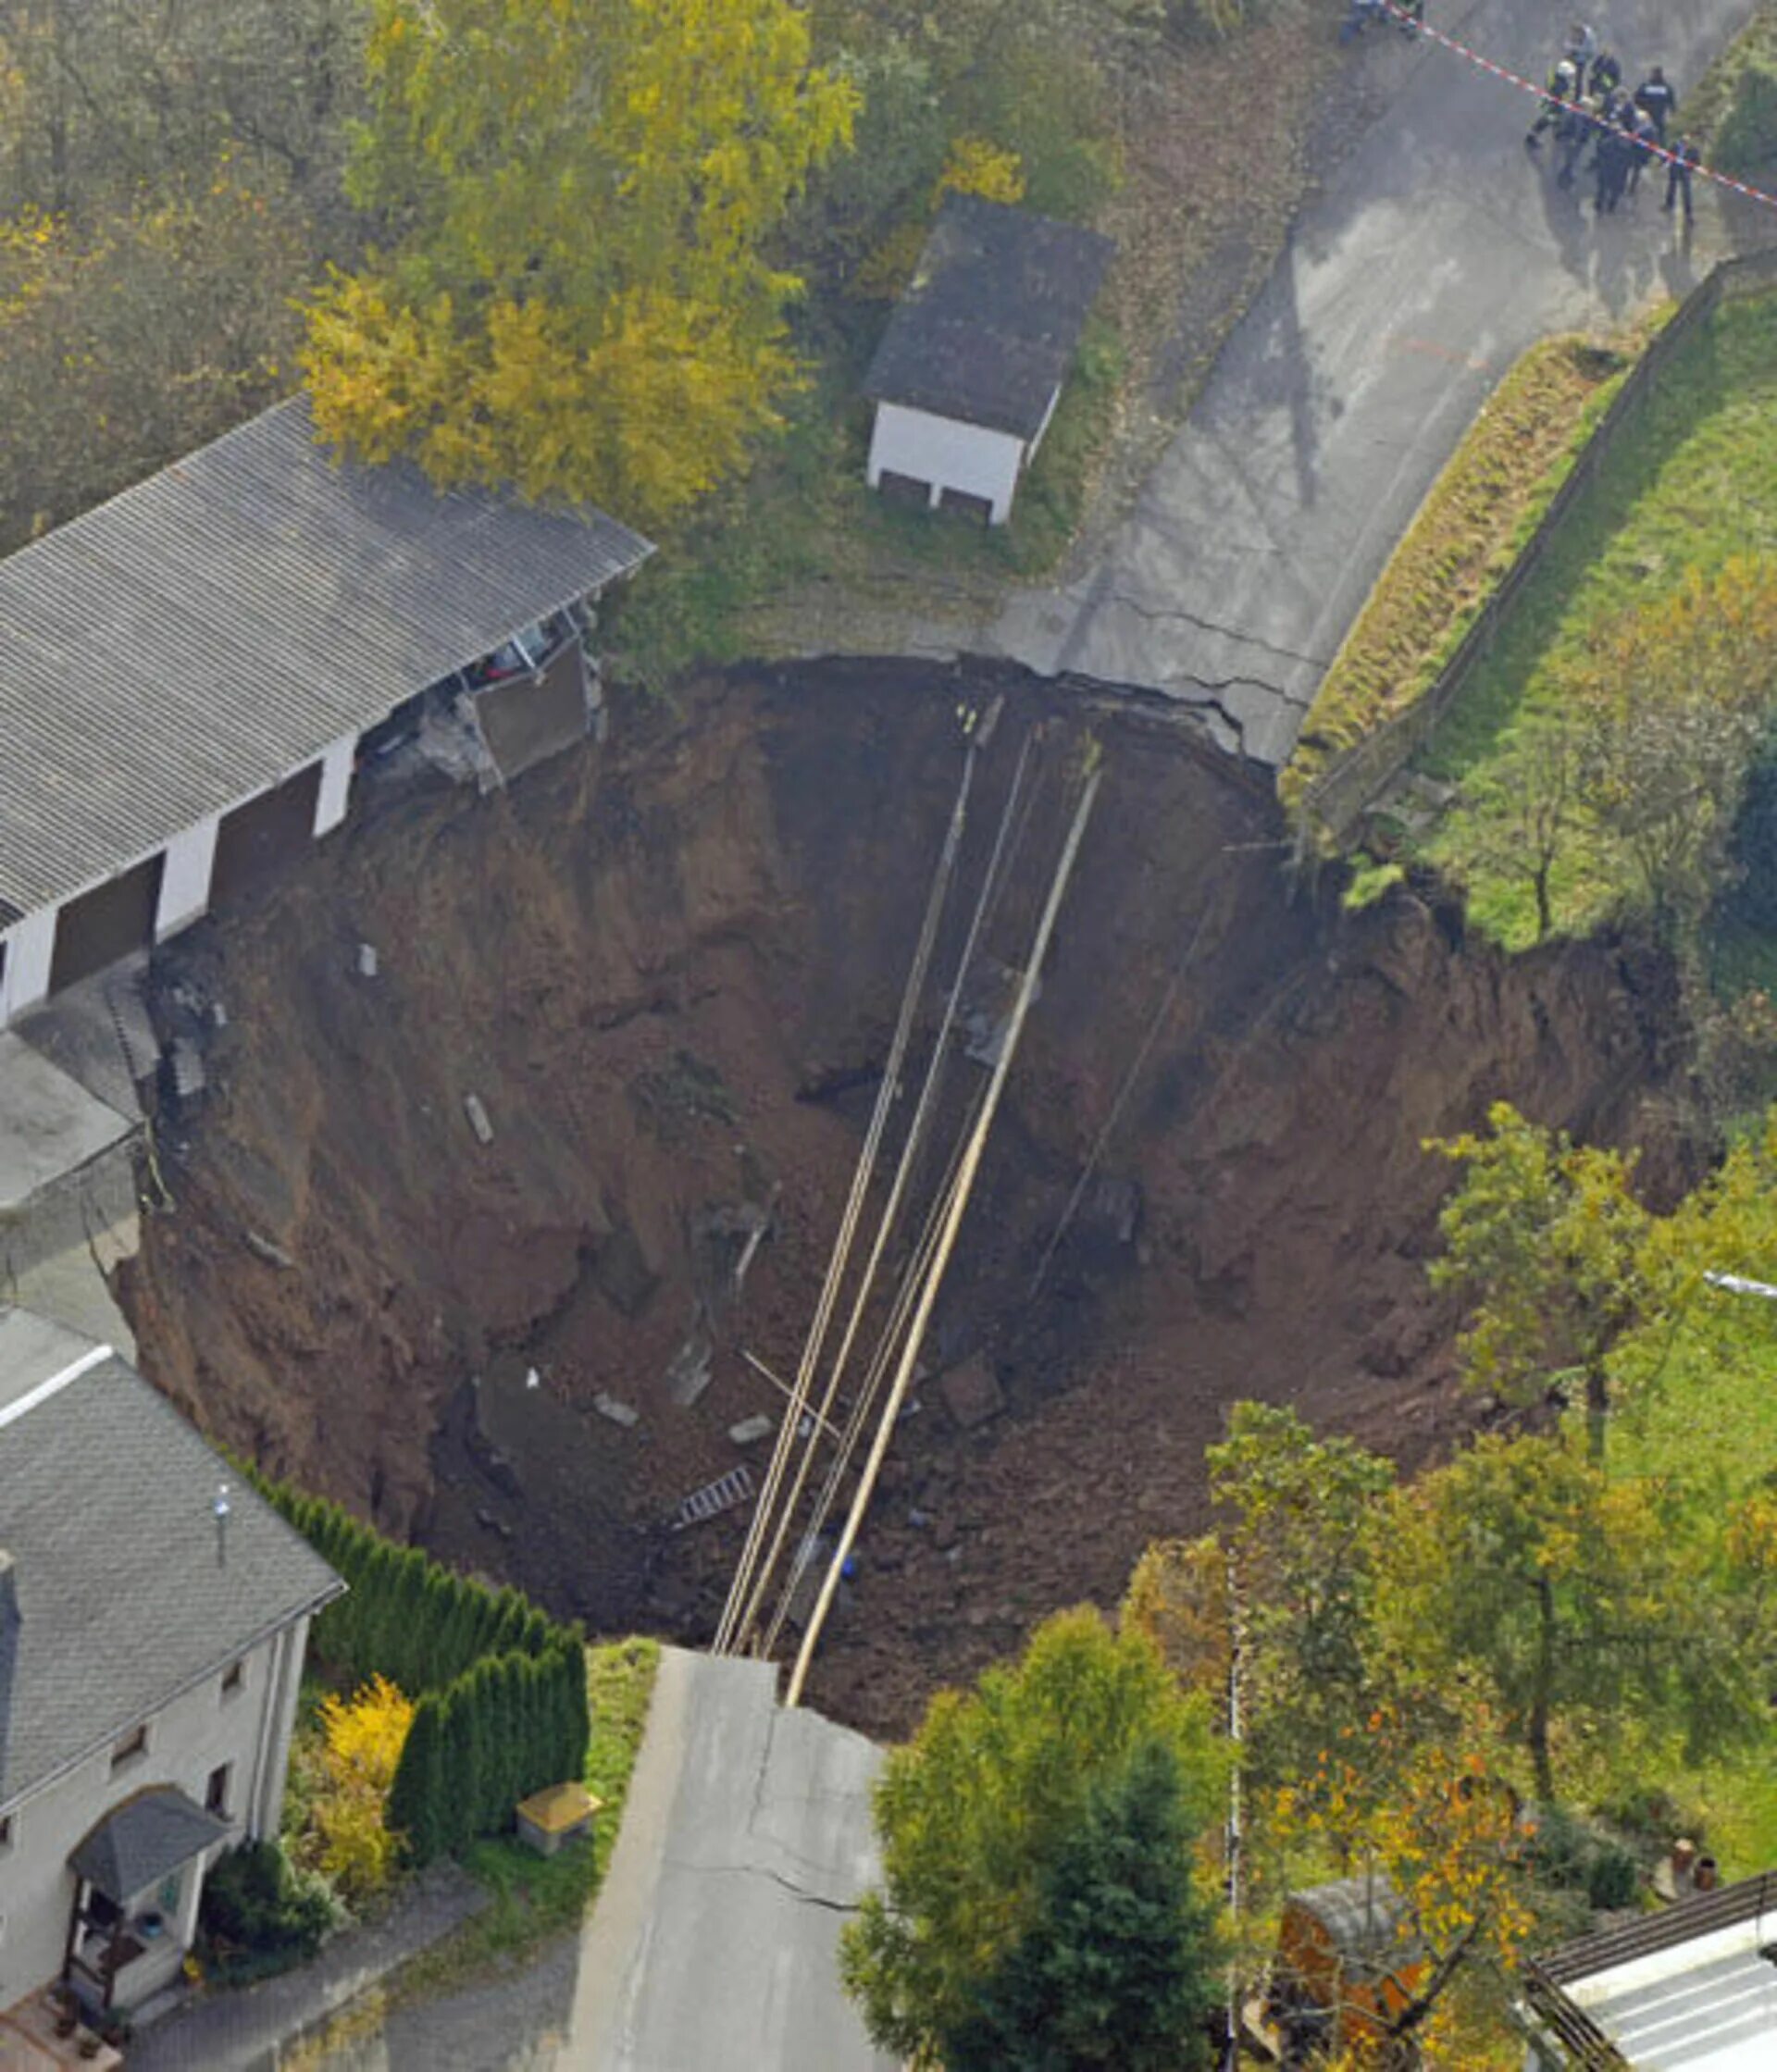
[209,762,323,910]
[48,853,165,995]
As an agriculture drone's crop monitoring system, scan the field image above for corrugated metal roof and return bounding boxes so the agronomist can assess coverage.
[0,398,652,918]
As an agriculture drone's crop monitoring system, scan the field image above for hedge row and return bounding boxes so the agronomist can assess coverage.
[389,1645,590,1864]
[252,1475,570,1695]
[253,1472,590,1863]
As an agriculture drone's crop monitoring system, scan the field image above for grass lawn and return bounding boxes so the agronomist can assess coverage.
[1688,0,1777,178]
[396,1636,661,1995]
[1412,290,1777,949]
[1604,1309,1777,1874]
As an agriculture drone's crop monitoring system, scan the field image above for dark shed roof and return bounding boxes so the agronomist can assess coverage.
[0,1308,343,1808]
[71,1787,231,1904]
[864,194,1113,440]
[0,398,652,921]
[1288,1876,1413,1963]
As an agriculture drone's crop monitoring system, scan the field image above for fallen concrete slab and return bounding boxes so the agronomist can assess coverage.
[0,1034,134,1218]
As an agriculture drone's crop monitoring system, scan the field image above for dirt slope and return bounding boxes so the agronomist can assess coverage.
[122,660,1684,1731]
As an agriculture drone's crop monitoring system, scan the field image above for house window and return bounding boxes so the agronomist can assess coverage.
[205,1763,231,1818]
[110,1724,148,1771]
[220,1659,246,1700]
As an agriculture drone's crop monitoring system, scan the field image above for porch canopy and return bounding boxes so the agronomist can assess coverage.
[71,1787,230,1905]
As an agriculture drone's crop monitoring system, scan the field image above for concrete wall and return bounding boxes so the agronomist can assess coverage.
[0,1616,310,2010]
[314,734,356,837]
[866,402,1029,524]
[155,818,219,941]
[0,911,55,1027]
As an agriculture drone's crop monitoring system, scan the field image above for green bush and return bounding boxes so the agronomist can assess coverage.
[1717,62,1777,177]
[249,1469,590,1867]
[386,1647,589,1867]
[1723,742,1777,934]
[1586,1844,1641,1911]
[199,1841,341,1982]
[955,41,1120,221]
[1527,1803,1588,1889]
[248,1471,571,1696]
[1170,0,1252,39]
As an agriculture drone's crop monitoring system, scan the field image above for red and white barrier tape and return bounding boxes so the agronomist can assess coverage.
[1368,0,1777,213]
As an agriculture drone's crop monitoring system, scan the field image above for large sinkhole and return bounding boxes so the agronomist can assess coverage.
[120,657,1681,1732]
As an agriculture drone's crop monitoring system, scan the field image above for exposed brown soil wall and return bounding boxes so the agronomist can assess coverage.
[122,660,1684,1731]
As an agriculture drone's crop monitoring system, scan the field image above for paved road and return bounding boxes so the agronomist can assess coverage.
[990,0,1760,764]
[567,1649,895,2072]
[299,1649,895,2071]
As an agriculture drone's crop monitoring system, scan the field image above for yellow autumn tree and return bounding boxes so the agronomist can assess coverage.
[302,0,858,527]
[313,1674,415,1905]
[937,136,1025,205]
[1271,1715,1537,2065]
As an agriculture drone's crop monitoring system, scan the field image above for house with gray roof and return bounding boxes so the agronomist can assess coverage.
[0,398,652,1028]
[864,192,1112,527]
[0,1306,342,2020]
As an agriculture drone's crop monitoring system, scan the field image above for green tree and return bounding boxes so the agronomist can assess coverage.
[1427,1102,1650,1461]
[1204,1402,1395,1788]
[0,178,307,552]
[385,1690,447,1864]
[302,0,858,526]
[0,0,363,217]
[839,1607,1223,2068]
[942,1737,1223,2072]
[1569,559,1777,930]
[1381,1433,1751,1803]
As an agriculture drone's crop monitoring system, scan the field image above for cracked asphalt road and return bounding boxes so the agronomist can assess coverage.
[989,0,1759,765]
[566,1647,895,2072]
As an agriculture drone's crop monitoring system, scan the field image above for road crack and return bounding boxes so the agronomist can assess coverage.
[1100,589,1333,673]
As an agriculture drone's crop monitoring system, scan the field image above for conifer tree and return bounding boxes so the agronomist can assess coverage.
[942,1737,1222,2072]
[386,1692,447,1865]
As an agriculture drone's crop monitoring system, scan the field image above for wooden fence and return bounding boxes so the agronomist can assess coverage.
[1290,243,1777,859]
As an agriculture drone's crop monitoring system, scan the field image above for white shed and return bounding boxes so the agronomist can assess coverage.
[864,194,1112,526]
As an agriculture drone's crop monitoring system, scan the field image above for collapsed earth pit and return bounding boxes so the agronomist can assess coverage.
[120,659,1683,1732]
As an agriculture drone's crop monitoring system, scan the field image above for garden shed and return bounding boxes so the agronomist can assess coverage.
[863,192,1112,526]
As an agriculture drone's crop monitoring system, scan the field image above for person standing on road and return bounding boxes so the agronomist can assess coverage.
[1594,119,1630,214]
[1589,48,1622,102]
[1557,91,1598,191]
[1635,66,1678,139]
[1665,134,1701,220]
[1527,57,1579,149]
[1624,106,1659,198]
[1562,20,1599,79]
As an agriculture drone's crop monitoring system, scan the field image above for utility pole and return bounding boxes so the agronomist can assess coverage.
[786,760,1101,1708]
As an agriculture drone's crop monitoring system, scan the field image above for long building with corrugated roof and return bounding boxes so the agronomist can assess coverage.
[0,399,651,1025]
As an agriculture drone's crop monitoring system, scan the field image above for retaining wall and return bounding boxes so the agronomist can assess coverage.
[1292,243,1777,856]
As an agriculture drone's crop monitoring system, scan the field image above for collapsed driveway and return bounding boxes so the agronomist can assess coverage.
[568,1649,897,2072]
[992,0,1759,765]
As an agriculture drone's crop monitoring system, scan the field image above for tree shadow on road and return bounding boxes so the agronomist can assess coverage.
[1226,235,1328,512]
